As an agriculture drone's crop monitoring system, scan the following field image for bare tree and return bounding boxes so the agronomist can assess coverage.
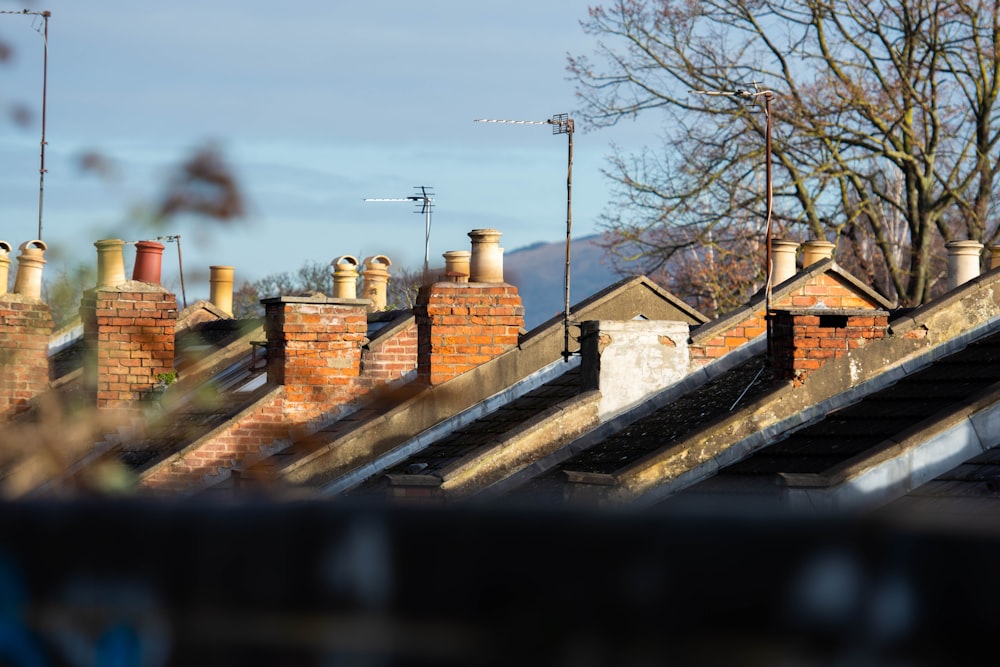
[571,0,1000,309]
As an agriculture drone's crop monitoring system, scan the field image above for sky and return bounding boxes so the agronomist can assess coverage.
[0,0,660,302]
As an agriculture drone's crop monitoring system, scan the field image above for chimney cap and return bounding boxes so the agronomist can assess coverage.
[363,254,391,268]
[0,241,10,255]
[18,239,47,255]
[333,255,359,268]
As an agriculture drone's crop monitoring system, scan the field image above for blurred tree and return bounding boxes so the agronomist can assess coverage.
[571,0,1000,311]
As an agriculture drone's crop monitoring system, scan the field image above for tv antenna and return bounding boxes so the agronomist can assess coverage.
[364,185,435,276]
[475,113,575,361]
[2,9,51,240]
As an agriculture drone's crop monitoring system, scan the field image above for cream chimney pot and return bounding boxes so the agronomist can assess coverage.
[442,250,471,283]
[802,239,836,267]
[94,239,127,288]
[332,255,359,299]
[946,240,984,289]
[362,254,391,311]
[770,239,800,286]
[12,240,47,299]
[209,265,235,316]
[990,245,1000,271]
[468,228,504,283]
[0,241,11,296]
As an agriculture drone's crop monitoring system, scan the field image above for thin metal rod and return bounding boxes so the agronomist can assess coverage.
[176,234,187,309]
[155,235,188,308]
[763,92,775,361]
[563,120,574,361]
[37,11,49,241]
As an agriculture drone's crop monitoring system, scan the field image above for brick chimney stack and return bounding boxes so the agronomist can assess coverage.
[0,240,54,418]
[415,229,523,385]
[81,239,178,410]
[263,294,369,421]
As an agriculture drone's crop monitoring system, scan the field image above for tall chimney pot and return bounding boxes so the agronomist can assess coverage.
[94,239,127,288]
[468,228,504,283]
[0,241,11,296]
[132,240,165,284]
[802,239,836,267]
[362,255,391,311]
[209,265,235,316]
[946,240,983,290]
[771,239,800,286]
[332,255,360,299]
[442,250,471,283]
[12,240,47,299]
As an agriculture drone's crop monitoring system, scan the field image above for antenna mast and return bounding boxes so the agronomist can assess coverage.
[2,9,51,240]
[475,114,575,361]
[364,186,435,276]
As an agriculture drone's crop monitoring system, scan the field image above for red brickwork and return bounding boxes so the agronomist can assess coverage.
[0,297,53,418]
[414,282,524,385]
[80,287,177,409]
[264,297,368,420]
[689,272,883,365]
[359,320,418,389]
[770,310,889,382]
[142,394,289,491]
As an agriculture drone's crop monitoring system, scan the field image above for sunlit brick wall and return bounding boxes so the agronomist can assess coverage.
[80,286,177,410]
[0,297,53,418]
[414,283,524,386]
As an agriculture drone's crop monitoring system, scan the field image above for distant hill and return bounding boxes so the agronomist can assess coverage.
[503,234,625,329]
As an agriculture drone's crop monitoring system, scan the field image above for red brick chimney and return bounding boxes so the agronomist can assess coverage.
[262,294,369,421]
[0,241,54,417]
[769,309,889,383]
[414,229,523,386]
[81,240,178,410]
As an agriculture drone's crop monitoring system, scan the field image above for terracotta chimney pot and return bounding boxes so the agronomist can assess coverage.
[990,245,1000,271]
[802,239,836,267]
[132,240,165,284]
[209,265,235,316]
[362,255,392,311]
[12,240,47,299]
[332,255,359,299]
[442,250,471,283]
[770,239,800,286]
[94,239,127,288]
[0,241,11,296]
[468,228,504,283]
[946,240,983,290]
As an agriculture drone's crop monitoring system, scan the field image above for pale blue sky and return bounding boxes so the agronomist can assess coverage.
[0,1,658,300]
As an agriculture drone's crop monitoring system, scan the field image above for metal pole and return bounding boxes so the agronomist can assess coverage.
[563,119,574,361]
[176,234,188,308]
[37,11,49,241]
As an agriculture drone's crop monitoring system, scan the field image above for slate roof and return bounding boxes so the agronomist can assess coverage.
[659,327,1000,513]
[343,363,585,499]
[500,353,779,504]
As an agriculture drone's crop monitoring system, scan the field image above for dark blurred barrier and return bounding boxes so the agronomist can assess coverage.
[0,498,996,666]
